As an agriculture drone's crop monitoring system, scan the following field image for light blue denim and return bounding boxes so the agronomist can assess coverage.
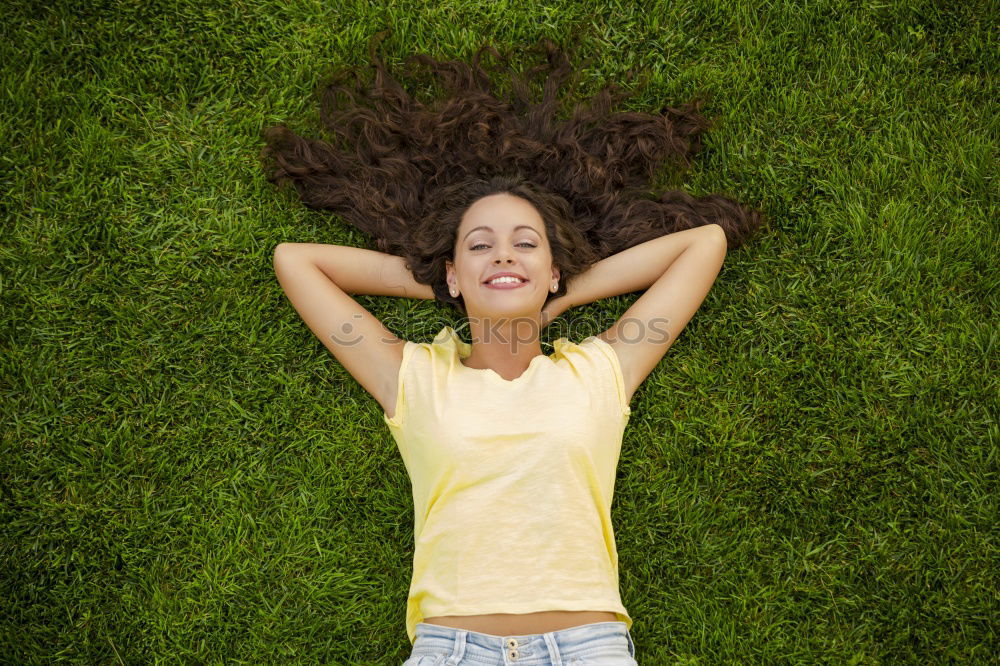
[403,620,638,665]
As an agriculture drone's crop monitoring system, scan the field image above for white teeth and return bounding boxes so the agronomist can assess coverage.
[488,276,524,285]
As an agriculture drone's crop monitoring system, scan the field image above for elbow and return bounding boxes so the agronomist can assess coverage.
[273,242,299,266]
[272,243,304,278]
[704,224,728,251]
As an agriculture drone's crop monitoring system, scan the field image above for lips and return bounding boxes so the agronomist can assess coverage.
[484,280,528,290]
[483,273,529,290]
[483,272,528,284]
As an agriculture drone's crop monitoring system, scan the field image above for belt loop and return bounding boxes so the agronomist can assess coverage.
[543,632,562,665]
[626,630,636,658]
[446,630,467,665]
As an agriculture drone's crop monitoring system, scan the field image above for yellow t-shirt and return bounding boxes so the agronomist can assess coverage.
[383,326,633,645]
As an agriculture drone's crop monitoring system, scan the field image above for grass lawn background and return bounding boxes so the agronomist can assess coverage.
[2,0,995,663]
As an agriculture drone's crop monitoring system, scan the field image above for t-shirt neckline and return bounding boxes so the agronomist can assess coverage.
[435,326,566,384]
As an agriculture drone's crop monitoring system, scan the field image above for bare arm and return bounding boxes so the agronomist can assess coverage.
[282,242,436,299]
[541,226,718,326]
[272,242,435,419]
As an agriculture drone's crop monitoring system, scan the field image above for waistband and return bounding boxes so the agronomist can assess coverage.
[413,621,634,664]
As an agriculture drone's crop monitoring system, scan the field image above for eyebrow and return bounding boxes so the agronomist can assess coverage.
[463,225,541,242]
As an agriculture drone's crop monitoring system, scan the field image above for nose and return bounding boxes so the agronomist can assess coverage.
[493,247,514,264]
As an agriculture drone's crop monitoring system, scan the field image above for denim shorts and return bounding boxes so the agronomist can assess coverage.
[403,621,637,665]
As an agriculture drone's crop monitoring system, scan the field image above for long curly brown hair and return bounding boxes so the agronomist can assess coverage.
[260,32,764,315]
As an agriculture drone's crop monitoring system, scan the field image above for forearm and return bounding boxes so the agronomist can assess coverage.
[274,243,436,299]
[549,225,725,313]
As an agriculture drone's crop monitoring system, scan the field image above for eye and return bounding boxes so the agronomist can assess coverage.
[469,242,537,250]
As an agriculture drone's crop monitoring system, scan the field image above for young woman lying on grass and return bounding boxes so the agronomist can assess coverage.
[263,32,763,665]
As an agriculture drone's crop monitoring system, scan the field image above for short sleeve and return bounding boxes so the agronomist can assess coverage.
[383,340,417,428]
[583,337,632,417]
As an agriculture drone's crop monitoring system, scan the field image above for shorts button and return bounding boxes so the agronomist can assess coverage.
[508,649,519,659]
[506,639,518,648]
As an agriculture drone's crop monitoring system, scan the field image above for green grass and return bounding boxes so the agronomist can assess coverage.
[2,0,996,663]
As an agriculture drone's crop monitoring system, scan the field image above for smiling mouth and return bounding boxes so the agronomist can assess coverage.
[484,278,529,289]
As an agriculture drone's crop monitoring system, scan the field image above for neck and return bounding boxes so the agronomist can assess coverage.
[461,314,544,377]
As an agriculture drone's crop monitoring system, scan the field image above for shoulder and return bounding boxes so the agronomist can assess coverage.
[382,327,459,426]
[551,335,629,391]
[578,334,633,414]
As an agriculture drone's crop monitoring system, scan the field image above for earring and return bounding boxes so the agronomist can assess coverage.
[551,281,558,292]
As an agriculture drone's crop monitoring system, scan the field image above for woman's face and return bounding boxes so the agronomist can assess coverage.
[446,193,560,322]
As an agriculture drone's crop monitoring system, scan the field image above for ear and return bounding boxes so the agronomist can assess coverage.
[551,264,561,283]
[445,260,456,290]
